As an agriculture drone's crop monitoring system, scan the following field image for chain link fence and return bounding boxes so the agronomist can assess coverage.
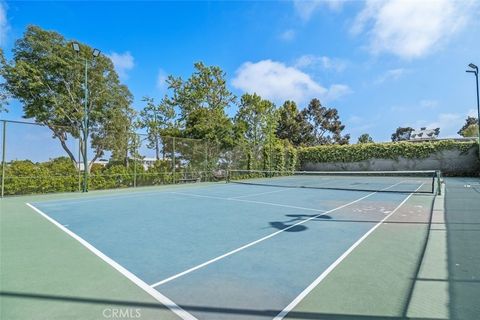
[0,120,236,196]
[0,120,297,196]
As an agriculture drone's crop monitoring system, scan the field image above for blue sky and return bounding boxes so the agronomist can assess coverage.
[1,0,480,143]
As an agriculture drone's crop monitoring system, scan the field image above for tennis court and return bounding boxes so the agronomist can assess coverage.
[1,170,449,320]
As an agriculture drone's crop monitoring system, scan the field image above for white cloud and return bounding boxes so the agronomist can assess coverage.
[420,99,438,109]
[156,69,168,92]
[293,0,344,21]
[0,2,9,47]
[280,29,296,41]
[326,84,352,101]
[231,59,350,104]
[295,55,347,72]
[351,0,476,59]
[374,68,409,84]
[107,51,134,79]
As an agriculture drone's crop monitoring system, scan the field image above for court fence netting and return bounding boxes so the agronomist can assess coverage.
[0,119,442,197]
[227,169,442,195]
[0,120,297,196]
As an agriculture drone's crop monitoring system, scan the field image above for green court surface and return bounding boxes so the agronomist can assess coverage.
[0,177,479,320]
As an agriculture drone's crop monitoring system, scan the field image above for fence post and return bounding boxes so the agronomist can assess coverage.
[78,138,82,192]
[204,141,208,182]
[134,148,137,188]
[1,121,6,197]
[172,137,176,184]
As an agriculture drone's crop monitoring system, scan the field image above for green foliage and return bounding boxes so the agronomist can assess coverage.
[137,96,176,160]
[301,98,350,145]
[235,93,279,169]
[167,62,236,148]
[1,25,134,167]
[2,158,79,195]
[458,116,478,137]
[276,100,309,146]
[461,124,479,137]
[357,133,374,144]
[0,49,9,113]
[298,140,478,166]
[391,127,414,142]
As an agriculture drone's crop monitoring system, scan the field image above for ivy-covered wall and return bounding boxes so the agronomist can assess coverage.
[298,141,479,175]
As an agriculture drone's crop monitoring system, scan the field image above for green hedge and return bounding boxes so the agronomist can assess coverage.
[0,157,207,196]
[298,140,478,166]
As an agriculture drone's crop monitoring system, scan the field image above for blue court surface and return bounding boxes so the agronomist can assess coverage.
[29,181,432,320]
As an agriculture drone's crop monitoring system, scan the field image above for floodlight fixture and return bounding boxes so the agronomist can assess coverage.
[92,49,101,57]
[465,62,480,158]
[72,42,80,53]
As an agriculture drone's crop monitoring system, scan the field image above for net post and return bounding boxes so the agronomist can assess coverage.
[436,170,442,195]
[1,120,6,197]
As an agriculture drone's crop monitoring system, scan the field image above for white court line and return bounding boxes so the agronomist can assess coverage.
[169,191,327,213]
[33,182,233,205]
[150,180,406,288]
[273,183,425,320]
[26,203,198,320]
[229,188,292,199]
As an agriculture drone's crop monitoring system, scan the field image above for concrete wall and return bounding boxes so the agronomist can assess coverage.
[302,146,480,176]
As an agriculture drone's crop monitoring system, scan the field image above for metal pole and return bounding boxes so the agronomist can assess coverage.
[475,71,480,158]
[1,121,6,197]
[83,58,89,192]
[172,137,176,184]
[134,143,137,188]
[204,141,208,182]
[78,138,81,192]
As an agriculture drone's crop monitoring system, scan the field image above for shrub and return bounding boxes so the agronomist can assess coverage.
[298,140,478,166]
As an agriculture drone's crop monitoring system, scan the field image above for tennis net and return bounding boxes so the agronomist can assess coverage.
[227,170,441,194]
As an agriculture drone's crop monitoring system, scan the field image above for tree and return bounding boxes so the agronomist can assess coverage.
[166,62,235,150]
[234,93,278,169]
[235,93,276,147]
[276,100,311,146]
[458,116,479,137]
[1,25,134,169]
[137,96,176,160]
[301,98,350,145]
[357,133,374,144]
[391,127,414,142]
[0,49,10,113]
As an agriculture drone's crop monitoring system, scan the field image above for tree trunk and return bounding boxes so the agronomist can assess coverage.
[49,126,78,166]
[155,134,160,161]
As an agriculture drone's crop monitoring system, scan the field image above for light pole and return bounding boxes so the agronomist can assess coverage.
[466,63,480,158]
[72,42,101,192]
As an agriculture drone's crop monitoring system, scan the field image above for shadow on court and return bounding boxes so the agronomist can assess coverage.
[0,291,445,319]
[269,214,332,232]
[444,178,480,319]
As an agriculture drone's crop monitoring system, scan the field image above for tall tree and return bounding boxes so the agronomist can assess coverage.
[234,93,278,169]
[1,25,134,169]
[167,62,235,148]
[301,98,350,145]
[0,49,9,113]
[137,96,176,160]
[235,94,276,147]
[391,127,414,142]
[357,133,374,144]
[276,100,311,146]
[458,116,479,137]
